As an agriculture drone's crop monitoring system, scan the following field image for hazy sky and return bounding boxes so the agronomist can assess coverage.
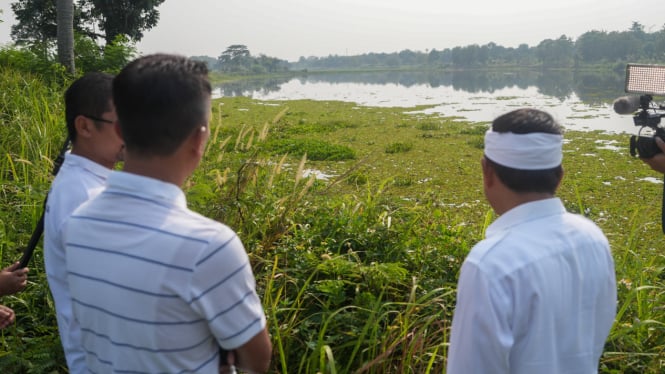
[1,0,664,62]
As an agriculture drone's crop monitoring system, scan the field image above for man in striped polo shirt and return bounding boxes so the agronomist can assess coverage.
[64,54,272,373]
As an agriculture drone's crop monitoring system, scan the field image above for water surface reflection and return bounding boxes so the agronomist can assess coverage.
[214,70,637,134]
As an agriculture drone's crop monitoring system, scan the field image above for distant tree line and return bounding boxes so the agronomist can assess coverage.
[4,1,663,76]
[290,22,665,71]
[194,22,665,75]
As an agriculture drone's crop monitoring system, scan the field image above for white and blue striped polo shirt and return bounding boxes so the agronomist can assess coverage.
[64,171,266,373]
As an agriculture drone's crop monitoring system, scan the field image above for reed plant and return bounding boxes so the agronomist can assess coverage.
[0,67,69,372]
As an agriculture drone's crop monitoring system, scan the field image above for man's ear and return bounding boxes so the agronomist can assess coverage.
[481,157,494,188]
[556,166,564,190]
[74,115,94,139]
[191,126,208,157]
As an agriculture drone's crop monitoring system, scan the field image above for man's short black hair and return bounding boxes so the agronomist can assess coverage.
[485,108,564,194]
[112,54,211,157]
[65,72,114,143]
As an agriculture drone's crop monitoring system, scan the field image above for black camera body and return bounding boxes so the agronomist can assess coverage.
[629,94,665,158]
[614,64,665,158]
[630,133,665,158]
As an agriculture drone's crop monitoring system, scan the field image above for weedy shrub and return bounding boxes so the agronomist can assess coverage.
[459,124,488,150]
[600,208,665,373]
[346,171,369,186]
[385,142,413,154]
[466,136,485,149]
[460,124,489,135]
[285,119,358,135]
[254,183,471,372]
[392,175,414,187]
[263,138,356,161]
[416,122,441,131]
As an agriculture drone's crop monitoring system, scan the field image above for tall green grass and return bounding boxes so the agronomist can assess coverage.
[1,67,665,373]
[0,67,69,372]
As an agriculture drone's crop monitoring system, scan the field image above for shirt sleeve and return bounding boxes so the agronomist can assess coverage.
[447,260,513,374]
[188,229,267,350]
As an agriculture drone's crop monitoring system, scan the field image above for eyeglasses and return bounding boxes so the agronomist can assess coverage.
[82,114,114,124]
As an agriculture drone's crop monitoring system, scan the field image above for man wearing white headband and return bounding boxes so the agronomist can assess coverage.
[447,109,616,374]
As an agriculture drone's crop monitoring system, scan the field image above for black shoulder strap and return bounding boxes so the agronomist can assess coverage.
[17,137,70,268]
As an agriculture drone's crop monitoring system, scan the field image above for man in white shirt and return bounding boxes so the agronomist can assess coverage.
[64,54,272,373]
[43,72,124,374]
[447,108,617,374]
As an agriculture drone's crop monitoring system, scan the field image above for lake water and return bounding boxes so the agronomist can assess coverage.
[213,70,647,134]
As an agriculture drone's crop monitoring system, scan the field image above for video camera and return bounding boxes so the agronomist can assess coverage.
[613,63,665,158]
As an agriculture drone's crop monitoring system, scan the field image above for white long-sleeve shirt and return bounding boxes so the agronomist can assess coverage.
[44,153,110,374]
[447,198,617,374]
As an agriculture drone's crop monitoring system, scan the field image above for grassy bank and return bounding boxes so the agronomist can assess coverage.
[1,67,664,373]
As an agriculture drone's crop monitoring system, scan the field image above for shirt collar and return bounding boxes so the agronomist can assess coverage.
[63,152,112,180]
[105,171,187,208]
[486,197,566,238]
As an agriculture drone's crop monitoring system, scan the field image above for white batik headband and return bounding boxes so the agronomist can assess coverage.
[484,129,563,170]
